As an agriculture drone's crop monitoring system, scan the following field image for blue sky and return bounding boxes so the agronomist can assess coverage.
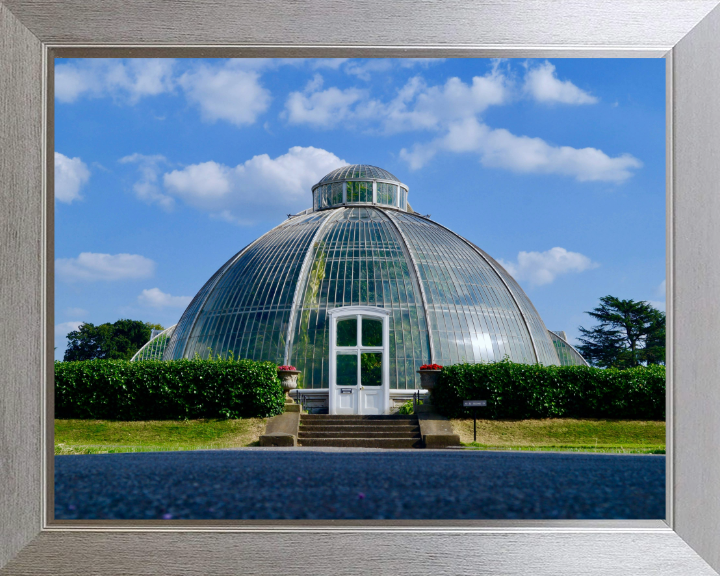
[54,58,665,360]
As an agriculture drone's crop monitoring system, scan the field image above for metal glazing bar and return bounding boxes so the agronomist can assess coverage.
[382,209,436,365]
[283,209,344,365]
[178,215,311,360]
[415,216,541,364]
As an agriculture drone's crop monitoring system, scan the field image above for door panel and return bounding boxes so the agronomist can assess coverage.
[337,387,356,412]
[335,352,358,415]
[361,388,382,414]
[359,352,383,414]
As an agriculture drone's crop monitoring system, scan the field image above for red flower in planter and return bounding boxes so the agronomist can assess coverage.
[277,365,298,371]
[419,363,443,370]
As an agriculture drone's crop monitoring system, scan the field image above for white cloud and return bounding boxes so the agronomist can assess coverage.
[55,59,176,104]
[54,321,84,357]
[523,61,598,105]
[55,320,89,359]
[54,152,90,203]
[56,253,156,282]
[283,61,632,181]
[285,71,509,132]
[344,59,394,80]
[374,74,510,133]
[400,117,642,181]
[647,280,667,312]
[398,58,446,69]
[178,64,271,126]
[64,307,88,317]
[285,75,366,128]
[498,247,599,286]
[119,153,174,210]
[138,288,192,308]
[55,58,269,126]
[345,58,445,80]
[311,58,350,70]
[163,146,347,223]
[55,65,98,104]
[55,321,83,338]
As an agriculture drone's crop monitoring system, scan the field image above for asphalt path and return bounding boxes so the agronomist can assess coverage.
[55,449,665,520]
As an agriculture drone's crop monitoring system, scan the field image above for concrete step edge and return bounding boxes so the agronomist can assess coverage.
[299,432,422,438]
[298,439,424,448]
[300,426,420,432]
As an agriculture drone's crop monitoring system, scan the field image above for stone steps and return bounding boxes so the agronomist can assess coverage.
[302,414,417,421]
[299,430,420,439]
[298,414,423,448]
[300,424,420,433]
[299,437,424,448]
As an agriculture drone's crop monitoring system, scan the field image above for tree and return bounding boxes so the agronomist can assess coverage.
[63,319,164,361]
[577,296,665,369]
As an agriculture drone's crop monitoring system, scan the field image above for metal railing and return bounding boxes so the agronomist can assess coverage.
[412,390,422,411]
[295,392,309,412]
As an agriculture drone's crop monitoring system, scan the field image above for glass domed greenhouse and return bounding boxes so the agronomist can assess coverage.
[133,164,586,414]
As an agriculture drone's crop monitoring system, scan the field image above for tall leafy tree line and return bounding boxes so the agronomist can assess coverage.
[577,296,665,369]
[64,319,164,362]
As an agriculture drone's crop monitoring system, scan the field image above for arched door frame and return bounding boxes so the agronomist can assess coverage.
[328,306,390,415]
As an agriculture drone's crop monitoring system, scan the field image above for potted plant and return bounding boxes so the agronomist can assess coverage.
[277,365,301,404]
[417,363,443,398]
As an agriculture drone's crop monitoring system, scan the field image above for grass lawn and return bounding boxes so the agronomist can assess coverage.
[55,418,267,455]
[450,418,665,454]
[56,417,665,455]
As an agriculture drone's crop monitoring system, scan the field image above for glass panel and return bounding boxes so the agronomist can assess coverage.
[166,211,329,362]
[332,181,343,204]
[346,181,372,203]
[290,208,431,389]
[360,352,382,386]
[360,182,372,203]
[399,188,407,210]
[362,317,383,347]
[336,353,358,386]
[346,181,359,202]
[336,317,357,346]
[378,182,397,206]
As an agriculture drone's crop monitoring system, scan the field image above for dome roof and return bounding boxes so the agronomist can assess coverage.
[316,164,401,186]
[163,204,564,389]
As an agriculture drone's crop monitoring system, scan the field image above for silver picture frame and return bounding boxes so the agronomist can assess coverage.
[2,1,720,573]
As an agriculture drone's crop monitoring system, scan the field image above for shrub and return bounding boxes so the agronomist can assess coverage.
[55,358,285,420]
[432,360,665,420]
[397,399,423,415]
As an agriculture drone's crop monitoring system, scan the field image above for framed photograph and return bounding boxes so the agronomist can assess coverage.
[2,1,720,574]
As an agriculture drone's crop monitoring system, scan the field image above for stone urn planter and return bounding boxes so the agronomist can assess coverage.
[417,363,443,404]
[277,366,301,404]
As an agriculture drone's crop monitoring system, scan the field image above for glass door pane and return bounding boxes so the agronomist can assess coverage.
[337,353,358,386]
[337,317,357,346]
[361,317,383,346]
[360,352,382,386]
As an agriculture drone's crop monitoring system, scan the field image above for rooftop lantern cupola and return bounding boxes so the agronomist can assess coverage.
[311,164,410,212]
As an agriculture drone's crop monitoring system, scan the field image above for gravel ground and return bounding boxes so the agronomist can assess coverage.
[55,448,665,520]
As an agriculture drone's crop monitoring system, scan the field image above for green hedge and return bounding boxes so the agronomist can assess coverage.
[432,361,665,420]
[55,359,285,420]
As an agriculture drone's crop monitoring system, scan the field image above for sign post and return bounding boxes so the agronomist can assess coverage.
[463,400,487,443]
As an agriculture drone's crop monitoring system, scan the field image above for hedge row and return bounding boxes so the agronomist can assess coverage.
[432,361,665,420]
[55,359,285,420]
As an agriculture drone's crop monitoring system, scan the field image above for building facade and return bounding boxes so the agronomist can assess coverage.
[133,164,587,413]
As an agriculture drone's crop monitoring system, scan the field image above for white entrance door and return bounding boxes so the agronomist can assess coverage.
[329,307,390,415]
